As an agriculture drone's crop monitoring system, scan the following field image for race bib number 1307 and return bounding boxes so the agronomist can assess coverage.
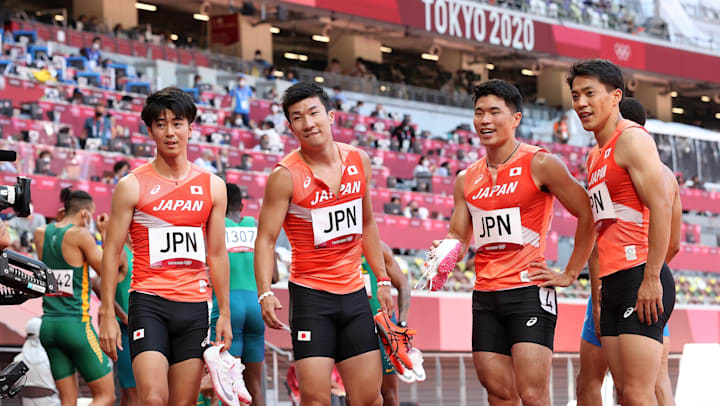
[148,227,206,268]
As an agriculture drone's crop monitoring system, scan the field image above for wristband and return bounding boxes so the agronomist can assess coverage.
[377,276,391,283]
[257,291,275,304]
[377,281,392,287]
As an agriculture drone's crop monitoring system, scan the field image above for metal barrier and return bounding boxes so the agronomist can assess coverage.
[260,345,682,406]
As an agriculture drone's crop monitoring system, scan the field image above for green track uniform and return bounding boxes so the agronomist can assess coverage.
[39,223,111,382]
[116,245,135,388]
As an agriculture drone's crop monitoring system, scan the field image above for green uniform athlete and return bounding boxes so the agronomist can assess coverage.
[35,188,116,406]
[362,241,411,406]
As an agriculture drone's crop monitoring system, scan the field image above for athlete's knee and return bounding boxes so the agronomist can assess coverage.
[300,390,331,406]
[576,367,603,397]
[92,392,116,406]
[140,393,168,406]
[517,385,549,406]
[621,384,655,406]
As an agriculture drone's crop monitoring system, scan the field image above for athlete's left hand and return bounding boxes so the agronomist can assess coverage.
[636,277,663,325]
[377,285,393,316]
[213,314,233,352]
[528,262,576,287]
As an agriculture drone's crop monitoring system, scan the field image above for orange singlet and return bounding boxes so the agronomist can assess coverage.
[129,162,213,302]
[586,120,650,278]
[278,143,366,294]
[464,144,554,291]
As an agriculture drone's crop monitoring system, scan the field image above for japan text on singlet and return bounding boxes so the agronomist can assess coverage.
[278,143,366,294]
[129,162,213,302]
[464,144,554,291]
[586,120,650,277]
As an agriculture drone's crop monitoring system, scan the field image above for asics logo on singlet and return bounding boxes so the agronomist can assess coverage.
[604,148,613,159]
[623,307,634,319]
[150,185,161,195]
[471,181,518,200]
[526,317,538,327]
[473,175,484,184]
[151,200,204,211]
[303,176,312,188]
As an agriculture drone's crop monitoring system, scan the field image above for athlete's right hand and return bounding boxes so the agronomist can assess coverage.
[99,313,122,362]
[636,277,664,325]
[260,294,285,329]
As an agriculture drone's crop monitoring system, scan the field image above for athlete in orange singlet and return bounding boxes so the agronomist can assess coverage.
[255,83,392,406]
[440,79,595,406]
[567,59,675,406]
[98,87,232,406]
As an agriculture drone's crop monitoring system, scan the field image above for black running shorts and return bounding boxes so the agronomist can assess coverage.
[600,263,675,343]
[128,292,210,364]
[472,285,557,355]
[288,282,379,362]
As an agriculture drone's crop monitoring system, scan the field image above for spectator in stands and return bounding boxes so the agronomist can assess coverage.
[553,115,570,144]
[34,150,55,176]
[193,149,220,174]
[112,23,125,38]
[326,58,343,75]
[82,37,102,64]
[689,175,705,190]
[385,196,403,215]
[7,202,46,256]
[391,115,416,152]
[349,101,365,115]
[69,88,85,104]
[370,104,388,119]
[74,15,88,31]
[350,57,369,77]
[436,161,451,177]
[214,149,231,177]
[83,103,113,148]
[86,16,99,32]
[413,156,434,178]
[239,153,253,171]
[331,86,346,110]
[264,87,280,103]
[286,70,299,84]
[253,120,283,153]
[264,103,286,131]
[193,74,202,89]
[56,127,79,149]
[113,160,130,184]
[404,200,421,219]
[254,49,271,69]
[230,74,253,127]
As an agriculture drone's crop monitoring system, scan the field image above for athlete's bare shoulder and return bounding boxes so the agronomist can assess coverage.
[113,173,140,209]
[265,165,293,199]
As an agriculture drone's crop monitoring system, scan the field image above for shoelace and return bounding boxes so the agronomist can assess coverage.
[379,314,414,362]
[415,249,439,290]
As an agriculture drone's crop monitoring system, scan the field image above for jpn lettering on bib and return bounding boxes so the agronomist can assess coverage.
[148,226,206,268]
[310,198,363,247]
[472,207,523,252]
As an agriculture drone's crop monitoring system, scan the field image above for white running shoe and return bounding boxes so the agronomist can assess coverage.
[408,348,426,382]
[416,239,462,291]
[203,345,252,406]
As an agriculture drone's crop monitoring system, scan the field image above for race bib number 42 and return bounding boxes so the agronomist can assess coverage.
[311,198,363,247]
[588,182,616,223]
[225,226,257,252]
[48,269,73,297]
[149,227,206,268]
[472,207,523,251]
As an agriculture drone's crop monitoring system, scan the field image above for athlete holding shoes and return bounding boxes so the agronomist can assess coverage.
[255,82,392,406]
[437,79,594,406]
[98,87,232,406]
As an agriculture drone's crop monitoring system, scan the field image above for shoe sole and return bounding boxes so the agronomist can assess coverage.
[428,241,462,291]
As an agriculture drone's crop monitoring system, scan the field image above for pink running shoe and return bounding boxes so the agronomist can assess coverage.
[203,345,252,406]
[416,239,462,291]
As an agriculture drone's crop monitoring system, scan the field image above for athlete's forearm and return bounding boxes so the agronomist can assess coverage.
[362,222,388,280]
[564,212,595,278]
[397,285,410,322]
[99,249,121,315]
[208,253,230,315]
[254,236,276,295]
[646,200,672,278]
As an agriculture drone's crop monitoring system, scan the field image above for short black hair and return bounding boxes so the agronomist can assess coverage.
[226,183,243,215]
[473,79,523,113]
[566,59,624,93]
[620,97,647,125]
[282,82,332,121]
[113,160,130,173]
[60,187,93,215]
[141,86,197,128]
